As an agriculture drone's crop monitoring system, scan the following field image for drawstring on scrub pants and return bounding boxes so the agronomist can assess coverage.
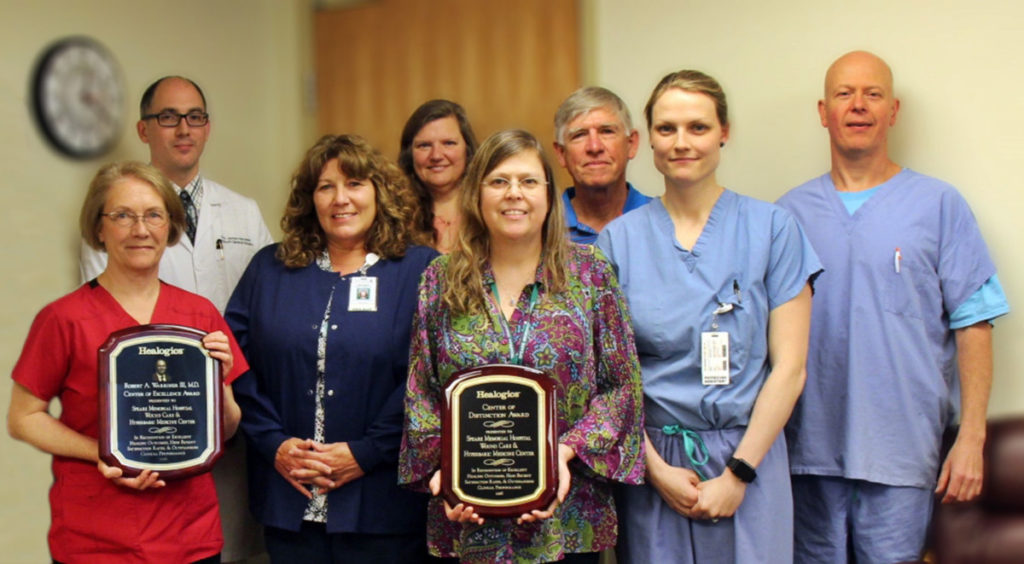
[661,424,711,481]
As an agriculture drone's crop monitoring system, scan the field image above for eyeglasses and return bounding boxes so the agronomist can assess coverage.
[101,210,169,228]
[482,177,547,192]
[142,110,210,128]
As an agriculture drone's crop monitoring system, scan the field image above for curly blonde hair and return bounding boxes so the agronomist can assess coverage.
[443,129,569,316]
[278,134,424,268]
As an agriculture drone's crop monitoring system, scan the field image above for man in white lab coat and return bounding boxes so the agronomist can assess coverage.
[80,75,272,312]
[80,76,272,563]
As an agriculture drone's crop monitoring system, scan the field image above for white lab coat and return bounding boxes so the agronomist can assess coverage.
[80,177,274,313]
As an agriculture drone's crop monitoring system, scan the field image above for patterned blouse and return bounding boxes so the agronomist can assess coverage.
[302,250,344,522]
[399,244,645,563]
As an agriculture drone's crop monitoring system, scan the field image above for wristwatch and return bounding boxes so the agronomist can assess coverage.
[726,456,757,483]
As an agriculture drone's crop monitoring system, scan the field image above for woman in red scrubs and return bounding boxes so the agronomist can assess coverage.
[8,162,246,564]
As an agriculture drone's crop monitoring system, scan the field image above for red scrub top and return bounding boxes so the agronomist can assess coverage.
[12,281,248,564]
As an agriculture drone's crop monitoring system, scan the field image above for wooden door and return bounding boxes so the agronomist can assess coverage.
[314,0,581,186]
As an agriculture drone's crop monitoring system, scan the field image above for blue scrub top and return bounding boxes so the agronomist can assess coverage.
[598,191,821,430]
[836,187,1009,329]
[778,169,1006,487]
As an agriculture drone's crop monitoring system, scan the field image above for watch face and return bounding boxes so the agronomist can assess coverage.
[31,37,125,159]
[727,456,756,483]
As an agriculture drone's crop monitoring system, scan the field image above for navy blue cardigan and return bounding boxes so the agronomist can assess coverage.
[226,244,438,534]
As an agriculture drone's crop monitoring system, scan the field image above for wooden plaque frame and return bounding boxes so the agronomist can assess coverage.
[442,364,557,518]
[98,324,222,480]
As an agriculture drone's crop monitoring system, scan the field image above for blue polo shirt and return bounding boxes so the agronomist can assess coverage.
[563,183,652,244]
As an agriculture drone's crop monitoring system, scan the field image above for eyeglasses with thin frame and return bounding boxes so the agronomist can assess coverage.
[482,176,547,192]
[101,210,170,228]
[141,110,210,128]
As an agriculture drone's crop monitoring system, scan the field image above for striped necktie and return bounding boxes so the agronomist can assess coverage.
[179,189,197,243]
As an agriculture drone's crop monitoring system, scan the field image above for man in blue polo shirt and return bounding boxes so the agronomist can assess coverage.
[553,87,650,244]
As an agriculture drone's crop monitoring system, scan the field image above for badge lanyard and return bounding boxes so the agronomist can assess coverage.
[488,282,539,365]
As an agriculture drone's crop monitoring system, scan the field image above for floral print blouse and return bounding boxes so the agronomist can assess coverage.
[302,250,343,523]
[399,244,645,563]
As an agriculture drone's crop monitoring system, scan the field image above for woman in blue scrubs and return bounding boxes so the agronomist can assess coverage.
[597,70,821,564]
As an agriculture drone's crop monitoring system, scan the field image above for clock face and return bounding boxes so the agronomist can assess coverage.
[31,37,125,159]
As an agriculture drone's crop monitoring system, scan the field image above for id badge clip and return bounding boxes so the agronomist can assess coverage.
[702,302,732,385]
[349,276,377,311]
[348,253,379,311]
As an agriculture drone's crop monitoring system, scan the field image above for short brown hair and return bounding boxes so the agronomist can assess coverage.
[644,70,729,131]
[79,161,185,251]
[140,76,207,118]
[278,134,420,268]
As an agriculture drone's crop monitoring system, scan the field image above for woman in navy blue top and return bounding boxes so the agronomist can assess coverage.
[226,134,438,563]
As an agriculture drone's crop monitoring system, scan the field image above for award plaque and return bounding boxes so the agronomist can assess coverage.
[98,324,222,480]
[442,364,557,518]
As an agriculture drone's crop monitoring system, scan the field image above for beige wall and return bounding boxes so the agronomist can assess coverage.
[590,0,1023,417]
[0,0,314,559]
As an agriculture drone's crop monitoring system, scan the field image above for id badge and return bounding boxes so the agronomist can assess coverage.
[701,331,730,385]
[349,276,377,311]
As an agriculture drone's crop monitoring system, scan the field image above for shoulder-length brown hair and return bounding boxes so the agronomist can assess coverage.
[398,99,479,242]
[443,129,569,316]
[278,134,419,268]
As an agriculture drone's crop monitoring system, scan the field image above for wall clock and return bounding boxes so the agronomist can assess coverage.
[31,36,125,159]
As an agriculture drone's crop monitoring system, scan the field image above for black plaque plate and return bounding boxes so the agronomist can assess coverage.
[98,324,222,480]
[442,364,557,518]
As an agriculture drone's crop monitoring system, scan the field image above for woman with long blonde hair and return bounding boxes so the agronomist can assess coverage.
[400,129,645,563]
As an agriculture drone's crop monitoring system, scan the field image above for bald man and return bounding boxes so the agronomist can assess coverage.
[777,51,1009,562]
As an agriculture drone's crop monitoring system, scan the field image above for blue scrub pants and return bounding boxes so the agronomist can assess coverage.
[617,427,793,564]
[792,475,933,564]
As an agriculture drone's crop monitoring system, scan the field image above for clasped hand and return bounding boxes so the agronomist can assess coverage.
[275,437,365,498]
[649,463,747,520]
[691,472,747,519]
